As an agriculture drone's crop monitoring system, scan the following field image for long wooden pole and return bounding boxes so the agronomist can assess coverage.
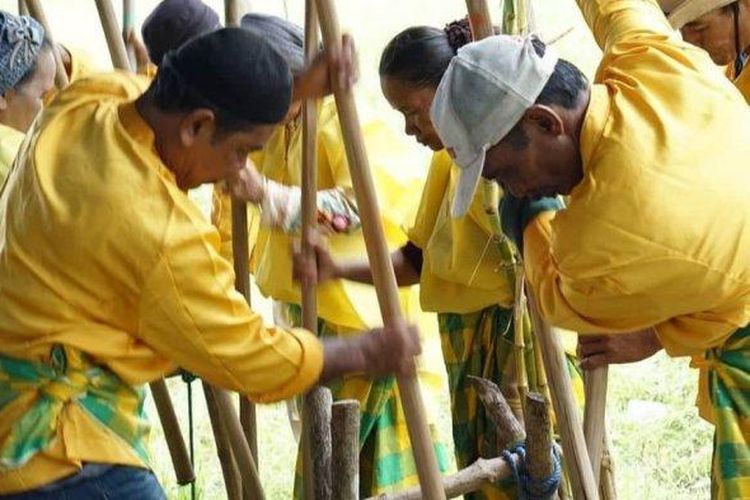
[220,0,260,468]
[94,1,202,490]
[95,0,130,71]
[205,384,266,500]
[527,290,599,499]
[300,3,335,499]
[150,379,196,485]
[314,1,445,498]
[331,400,360,500]
[584,367,608,485]
[122,0,136,70]
[24,0,68,88]
[17,0,28,16]
[465,0,494,39]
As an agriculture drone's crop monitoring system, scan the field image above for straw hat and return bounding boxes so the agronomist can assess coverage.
[659,0,738,29]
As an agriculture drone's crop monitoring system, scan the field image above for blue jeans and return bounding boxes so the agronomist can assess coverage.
[2,464,166,499]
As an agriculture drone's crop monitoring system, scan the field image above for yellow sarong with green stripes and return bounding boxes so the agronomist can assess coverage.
[0,345,150,470]
[286,304,454,497]
[440,305,584,500]
[701,325,750,499]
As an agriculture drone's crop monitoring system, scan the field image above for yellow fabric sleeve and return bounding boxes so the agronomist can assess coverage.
[137,198,323,404]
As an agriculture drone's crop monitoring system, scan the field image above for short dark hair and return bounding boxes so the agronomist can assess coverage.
[379,18,473,88]
[16,36,53,89]
[149,28,292,133]
[504,38,589,150]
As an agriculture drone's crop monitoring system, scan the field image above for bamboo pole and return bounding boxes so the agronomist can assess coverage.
[204,383,266,499]
[220,0,260,467]
[203,382,242,500]
[465,0,494,39]
[94,2,202,490]
[300,3,334,499]
[24,0,68,88]
[225,0,240,27]
[527,290,599,499]
[150,379,196,485]
[584,367,608,486]
[512,266,528,416]
[122,0,136,70]
[331,400,360,500]
[314,1,445,498]
[17,0,28,16]
[95,0,130,71]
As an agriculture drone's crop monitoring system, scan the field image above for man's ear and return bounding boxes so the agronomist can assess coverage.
[179,108,216,147]
[524,104,565,136]
[0,91,11,112]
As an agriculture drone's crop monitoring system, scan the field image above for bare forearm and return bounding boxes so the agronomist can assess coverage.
[335,245,420,287]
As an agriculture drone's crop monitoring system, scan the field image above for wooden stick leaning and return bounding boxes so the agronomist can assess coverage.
[300,2,335,499]
[150,379,196,485]
[122,0,136,70]
[526,290,599,499]
[17,1,28,16]
[203,381,242,500]
[93,0,199,487]
[314,1,445,498]
[219,0,260,468]
[24,0,68,88]
[464,0,494,39]
[583,366,608,486]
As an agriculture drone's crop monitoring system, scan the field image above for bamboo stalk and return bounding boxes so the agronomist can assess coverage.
[331,400,360,500]
[219,0,259,468]
[512,264,528,416]
[23,0,68,88]
[18,0,28,16]
[224,0,240,27]
[599,431,618,500]
[583,367,608,486]
[464,0,494,39]
[203,381,242,500]
[314,1,445,498]
[122,0,136,70]
[95,0,130,71]
[300,3,333,499]
[526,289,599,499]
[150,379,196,485]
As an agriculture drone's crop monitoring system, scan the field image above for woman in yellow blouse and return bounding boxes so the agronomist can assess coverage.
[305,19,582,499]
[213,14,453,498]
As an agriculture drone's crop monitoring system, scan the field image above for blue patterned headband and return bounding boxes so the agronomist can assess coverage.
[0,12,45,95]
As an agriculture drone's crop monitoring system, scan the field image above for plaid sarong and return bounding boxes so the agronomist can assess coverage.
[702,325,750,499]
[440,304,584,499]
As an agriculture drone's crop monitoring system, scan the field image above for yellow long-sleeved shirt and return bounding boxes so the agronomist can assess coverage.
[526,0,750,358]
[0,73,322,493]
[407,149,515,313]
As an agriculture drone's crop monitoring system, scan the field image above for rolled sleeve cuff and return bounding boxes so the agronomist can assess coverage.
[252,327,324,404]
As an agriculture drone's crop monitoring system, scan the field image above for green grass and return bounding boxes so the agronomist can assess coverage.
[4,0,716,497]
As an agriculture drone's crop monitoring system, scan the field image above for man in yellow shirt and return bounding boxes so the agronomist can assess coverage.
[430,0,750,497]
[660,0,750,100]
[0,28,418,498]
